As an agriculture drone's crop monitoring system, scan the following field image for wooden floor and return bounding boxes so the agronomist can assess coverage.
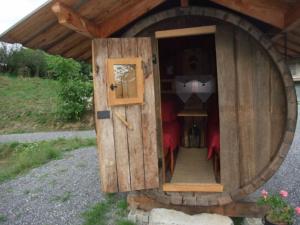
[171,147,216,183]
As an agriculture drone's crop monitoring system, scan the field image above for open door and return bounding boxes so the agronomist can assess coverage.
[154,26,223,193]
[92,38,159,193]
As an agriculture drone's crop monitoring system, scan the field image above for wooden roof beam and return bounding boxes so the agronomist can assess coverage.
[95,0,165,37]
[52,1,100,38]
[210,0,285,29]
[52,0,165,39]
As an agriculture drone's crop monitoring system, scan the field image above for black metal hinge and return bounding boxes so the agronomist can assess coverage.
[152,54,157,64]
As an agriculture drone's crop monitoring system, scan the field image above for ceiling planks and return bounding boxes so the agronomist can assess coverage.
[47,33,86,55]
[95,0,166,37]
[63,38,91,58]
[210,0,286,29]
[210,0,300,58]
[51,0,166,39]
[284,3,300,31]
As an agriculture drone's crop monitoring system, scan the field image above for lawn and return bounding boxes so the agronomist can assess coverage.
[0,137,96,182]
[82,194,135,225]
[0,73,93,134]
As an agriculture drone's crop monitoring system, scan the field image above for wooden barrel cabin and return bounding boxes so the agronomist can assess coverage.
[92,7,297,212]
[1,0,298,217]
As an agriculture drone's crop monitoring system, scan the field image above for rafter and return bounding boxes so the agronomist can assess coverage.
[52,0,165,39]
[52,2,100,38]
[210,0,285,29]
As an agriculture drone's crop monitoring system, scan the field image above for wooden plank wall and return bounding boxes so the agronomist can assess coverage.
[92,38,159,193]
[216,25,286,190]
[216,25,240,191]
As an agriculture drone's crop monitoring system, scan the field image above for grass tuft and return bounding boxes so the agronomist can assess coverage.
[0,138,96,183]
[82,194,135,225]
[231,217,244,225]
[52,191,72,203]
[0,213,7,223]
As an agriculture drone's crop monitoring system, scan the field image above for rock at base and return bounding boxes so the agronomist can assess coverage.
[243,218,263,225]
[149,208,233,225]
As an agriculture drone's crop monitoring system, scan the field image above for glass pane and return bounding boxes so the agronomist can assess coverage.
[113,64,137,99]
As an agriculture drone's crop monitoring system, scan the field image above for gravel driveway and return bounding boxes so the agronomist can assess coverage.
[0,130,96,144]
[0,147,103,225]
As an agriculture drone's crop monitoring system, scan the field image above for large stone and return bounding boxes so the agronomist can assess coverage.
[149,208,233,225]
[243,218,263,225]
[128,209,150,225]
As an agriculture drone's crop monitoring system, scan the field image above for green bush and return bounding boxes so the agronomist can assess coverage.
[47,56,93,121]
[58,79,93,121]
[46,55,82,80]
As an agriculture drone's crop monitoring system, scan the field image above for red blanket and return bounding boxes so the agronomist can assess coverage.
[206,95,220,160]
[161,99,181,154]
[163,121,181,155]
[207,122,220,160]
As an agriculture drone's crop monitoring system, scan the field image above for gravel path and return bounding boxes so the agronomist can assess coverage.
[0,130,96,144]
[0,147,103,225]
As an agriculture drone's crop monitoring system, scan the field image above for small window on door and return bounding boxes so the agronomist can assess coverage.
[107,57,144,106]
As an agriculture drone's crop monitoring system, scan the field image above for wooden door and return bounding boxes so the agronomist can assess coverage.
[92,38,159,193]
[215,25,286,191]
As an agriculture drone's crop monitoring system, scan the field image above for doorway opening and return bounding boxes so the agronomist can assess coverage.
[156,26,223,192]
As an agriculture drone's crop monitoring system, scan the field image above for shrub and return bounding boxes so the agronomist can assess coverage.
[58,79,93,121]
[46,55,82,80]
[48,56,93,121]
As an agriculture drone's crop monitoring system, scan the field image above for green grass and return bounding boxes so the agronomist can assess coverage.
[231,217,244,225]
[0,73,93,134]
[0,137,96,182]
[0,213,7,223]
[82,194,135,225]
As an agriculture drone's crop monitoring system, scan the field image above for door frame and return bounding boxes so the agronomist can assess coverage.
[153,25,224,192]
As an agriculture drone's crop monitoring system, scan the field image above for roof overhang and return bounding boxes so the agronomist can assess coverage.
[1,0,300,61]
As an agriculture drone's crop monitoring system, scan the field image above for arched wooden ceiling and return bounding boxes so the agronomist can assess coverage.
[0,0,299,61]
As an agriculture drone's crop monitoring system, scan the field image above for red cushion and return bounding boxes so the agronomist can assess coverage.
[161,100,178,122]
[206,94,220,160]
[163,121,181,154]
[207,124,220,160]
